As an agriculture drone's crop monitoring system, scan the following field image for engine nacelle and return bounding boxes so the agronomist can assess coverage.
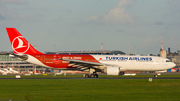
[104,66,120,75]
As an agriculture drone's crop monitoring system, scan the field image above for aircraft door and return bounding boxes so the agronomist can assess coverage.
[41,55,45,62]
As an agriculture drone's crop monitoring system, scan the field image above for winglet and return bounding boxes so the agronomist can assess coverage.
[6,28,43,54]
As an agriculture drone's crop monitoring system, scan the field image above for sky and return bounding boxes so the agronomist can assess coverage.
[0,0,180,55]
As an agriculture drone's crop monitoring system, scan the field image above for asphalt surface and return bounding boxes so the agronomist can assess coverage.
[0,77,180,79]
[0,72,180,79]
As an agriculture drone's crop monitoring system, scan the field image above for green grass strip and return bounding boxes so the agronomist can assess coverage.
[0,79,179,101]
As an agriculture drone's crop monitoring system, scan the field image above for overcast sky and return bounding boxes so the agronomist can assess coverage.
[0,0,180,55]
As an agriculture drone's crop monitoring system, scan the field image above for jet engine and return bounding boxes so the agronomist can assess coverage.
[104,66,120,75]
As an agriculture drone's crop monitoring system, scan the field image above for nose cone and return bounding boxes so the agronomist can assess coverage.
[171,62,176,68]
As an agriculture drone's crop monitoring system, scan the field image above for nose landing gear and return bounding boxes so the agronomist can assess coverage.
[154,74,158,77]
[154,71,159,77]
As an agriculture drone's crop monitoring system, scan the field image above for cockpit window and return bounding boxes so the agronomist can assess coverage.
[166,60,171,62]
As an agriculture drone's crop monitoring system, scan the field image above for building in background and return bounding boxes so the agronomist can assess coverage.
[166,49,180,68]
[160,50,167,58]
[47,50,126,55]
[0,52,46,74]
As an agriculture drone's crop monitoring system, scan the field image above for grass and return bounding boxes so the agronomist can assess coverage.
[0,79,179,101]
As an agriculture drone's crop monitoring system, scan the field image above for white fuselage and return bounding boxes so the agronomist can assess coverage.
[24,54,175,72]
[92,55,176,71]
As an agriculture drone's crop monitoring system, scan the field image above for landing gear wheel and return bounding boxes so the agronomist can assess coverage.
[90,74,95,78]
[94,74,98,78]
[85,74,90,78]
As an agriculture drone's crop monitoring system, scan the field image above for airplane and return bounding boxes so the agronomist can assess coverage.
[6,28,176,78]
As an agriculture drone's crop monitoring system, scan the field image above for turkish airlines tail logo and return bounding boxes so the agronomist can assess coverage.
[12,36,30,54]
[6,28,43,54]
[14,37,27,49]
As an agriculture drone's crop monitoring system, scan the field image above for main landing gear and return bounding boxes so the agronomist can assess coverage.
[84,73,98,78]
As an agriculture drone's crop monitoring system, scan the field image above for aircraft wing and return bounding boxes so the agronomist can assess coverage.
[59,58,116,68]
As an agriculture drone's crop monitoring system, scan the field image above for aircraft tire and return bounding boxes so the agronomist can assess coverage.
[85,74,90,78]
[94,74,98,78]
[90,74,95,78]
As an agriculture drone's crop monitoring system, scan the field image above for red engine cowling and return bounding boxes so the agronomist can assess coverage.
[104,66,120,75]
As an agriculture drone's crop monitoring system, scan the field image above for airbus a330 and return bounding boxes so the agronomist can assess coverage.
[6,28,176,78]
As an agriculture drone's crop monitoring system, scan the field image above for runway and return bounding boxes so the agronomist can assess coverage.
[0,77,180,79]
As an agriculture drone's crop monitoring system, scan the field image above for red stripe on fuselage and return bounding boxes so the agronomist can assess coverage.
[30,54,99,69]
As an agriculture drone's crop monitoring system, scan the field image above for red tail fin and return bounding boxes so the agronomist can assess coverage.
[6,28,43,54]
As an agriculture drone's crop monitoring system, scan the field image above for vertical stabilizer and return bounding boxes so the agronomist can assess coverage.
[6,28,43,54]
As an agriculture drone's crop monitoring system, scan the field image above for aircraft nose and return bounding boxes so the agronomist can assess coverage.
[171,62,176,67]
